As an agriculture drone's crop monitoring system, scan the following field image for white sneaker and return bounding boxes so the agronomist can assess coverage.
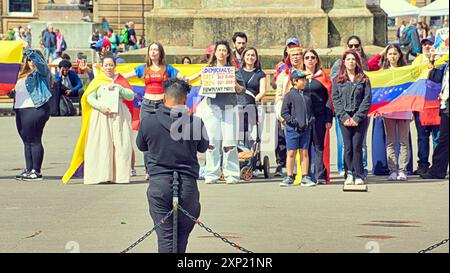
[225,178,239,184]
[344,174,354,185]
[354,178,365,185]
[205,179,218,184]
[130,169,137,177]
[388,172,398,181]
[145,173,149,180]
[397,172,408,181]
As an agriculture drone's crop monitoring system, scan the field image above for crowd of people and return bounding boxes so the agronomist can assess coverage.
[7,22,449,252]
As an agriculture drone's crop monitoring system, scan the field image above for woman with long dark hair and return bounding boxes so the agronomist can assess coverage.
[368,44,413,181]
[201,40,245,184]
[302,49,333,184]
[237,47,266,148]
[12,49,52,180]
[330,35,369,176]
[332,50,372,185]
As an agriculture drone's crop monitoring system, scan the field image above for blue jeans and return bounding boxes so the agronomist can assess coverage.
[414,112,440,168]
[43,47,56,62]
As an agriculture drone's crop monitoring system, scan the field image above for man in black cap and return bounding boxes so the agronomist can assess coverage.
[136,78,209,253]
[412,36,440,175]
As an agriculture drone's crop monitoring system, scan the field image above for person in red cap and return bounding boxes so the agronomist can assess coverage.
[201,44,215,63]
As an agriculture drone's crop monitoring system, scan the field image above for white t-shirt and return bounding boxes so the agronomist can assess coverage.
[14,78,35,109]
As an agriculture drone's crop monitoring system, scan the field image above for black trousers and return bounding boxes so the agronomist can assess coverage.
[147,173,201,253]
[275,120,287,167]
[429,113,449,178]
[339,118,369,179]
[311,115,327,181]
[14,104,50,173]
[140,99,163,172]
[50,81,84,116]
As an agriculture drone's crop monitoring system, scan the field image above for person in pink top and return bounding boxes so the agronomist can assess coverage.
[369,44,413,181]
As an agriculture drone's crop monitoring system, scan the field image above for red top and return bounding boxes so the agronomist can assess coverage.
[368,53,382,71]
[144,68,167,95]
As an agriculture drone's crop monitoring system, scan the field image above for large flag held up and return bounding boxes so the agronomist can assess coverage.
[0,41,23,95]
[367,54,448,119]
[62,63,204,184]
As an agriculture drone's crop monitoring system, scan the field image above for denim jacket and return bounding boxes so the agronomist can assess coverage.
[332,78,372,124]
[24,49,52,108]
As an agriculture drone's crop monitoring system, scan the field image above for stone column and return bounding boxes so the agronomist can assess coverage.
[146,0,328,49]
[327,0,374,47]
[366,0,387,47]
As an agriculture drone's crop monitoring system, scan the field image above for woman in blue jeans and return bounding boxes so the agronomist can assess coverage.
[12,49,52,181]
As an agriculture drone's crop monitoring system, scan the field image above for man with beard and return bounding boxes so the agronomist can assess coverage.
[232,32,248,69]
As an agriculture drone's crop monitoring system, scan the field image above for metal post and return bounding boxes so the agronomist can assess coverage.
[172,171,179,253]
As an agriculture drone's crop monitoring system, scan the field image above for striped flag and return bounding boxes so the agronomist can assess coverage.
[62,63,203,184]
[0,41,23,95]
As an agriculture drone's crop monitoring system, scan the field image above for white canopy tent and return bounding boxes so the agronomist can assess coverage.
[380,0,420,17]
[419,0,449,17]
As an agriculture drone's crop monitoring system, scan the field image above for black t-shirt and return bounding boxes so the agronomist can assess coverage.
[128,28,136,46]
[237,68,266,105]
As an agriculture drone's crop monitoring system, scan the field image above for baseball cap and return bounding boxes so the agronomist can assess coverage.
[205,44,215,55]
[91,38,111,50]
[421,37,435,45]
[290,69,309,81]
[286,37,300,46]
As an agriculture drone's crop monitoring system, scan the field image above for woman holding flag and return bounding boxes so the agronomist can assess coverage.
[302,49,333,184]
[124,42,187,179]
[368,44,413,181]
[83,53,135,184]
[332,50,372,186]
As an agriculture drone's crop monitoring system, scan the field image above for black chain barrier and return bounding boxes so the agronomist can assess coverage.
[122,171,252,253]
[418,238,449,253]
[178,205,254,253]
[121,210,173,253]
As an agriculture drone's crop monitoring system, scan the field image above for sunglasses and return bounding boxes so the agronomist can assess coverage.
[304,56,317,60]
[348,44,360,49]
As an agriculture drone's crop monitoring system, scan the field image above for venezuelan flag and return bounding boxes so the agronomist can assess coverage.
[367,54,448,116]
[0,41,23,95]
[62,63,204,184]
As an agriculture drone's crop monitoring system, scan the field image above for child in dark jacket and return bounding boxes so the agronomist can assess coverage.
[280,70,316,187]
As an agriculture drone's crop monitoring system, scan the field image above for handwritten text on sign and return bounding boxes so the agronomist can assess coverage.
[201,67,236,94]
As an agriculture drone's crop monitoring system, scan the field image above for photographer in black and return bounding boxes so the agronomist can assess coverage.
[136,79,209,253]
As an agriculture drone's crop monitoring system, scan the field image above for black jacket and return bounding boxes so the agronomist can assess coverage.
[305,78,333,123]
[332,78,372,124]
[136,105,209,178]
[281,87,314,131]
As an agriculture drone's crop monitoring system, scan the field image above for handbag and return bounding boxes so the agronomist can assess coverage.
[59,95,76,116]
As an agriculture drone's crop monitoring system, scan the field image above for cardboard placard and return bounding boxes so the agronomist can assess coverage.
[200,67,236,94]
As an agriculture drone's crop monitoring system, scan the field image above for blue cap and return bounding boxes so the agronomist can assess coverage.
[286,37,300,46]
[90,38,105,50]
[421,36,435,45]
[290,69,308,81]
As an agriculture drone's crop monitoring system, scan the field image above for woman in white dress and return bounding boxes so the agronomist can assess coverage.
[84,52,135,184]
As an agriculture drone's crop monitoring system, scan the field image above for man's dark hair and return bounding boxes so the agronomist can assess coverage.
[163,78,191,103]
[232,32,248,44]
[61,53,71,61]
[58,59,72,69]
[101,52,116,65]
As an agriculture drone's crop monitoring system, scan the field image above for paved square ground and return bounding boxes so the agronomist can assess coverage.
[0,116,448,253]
